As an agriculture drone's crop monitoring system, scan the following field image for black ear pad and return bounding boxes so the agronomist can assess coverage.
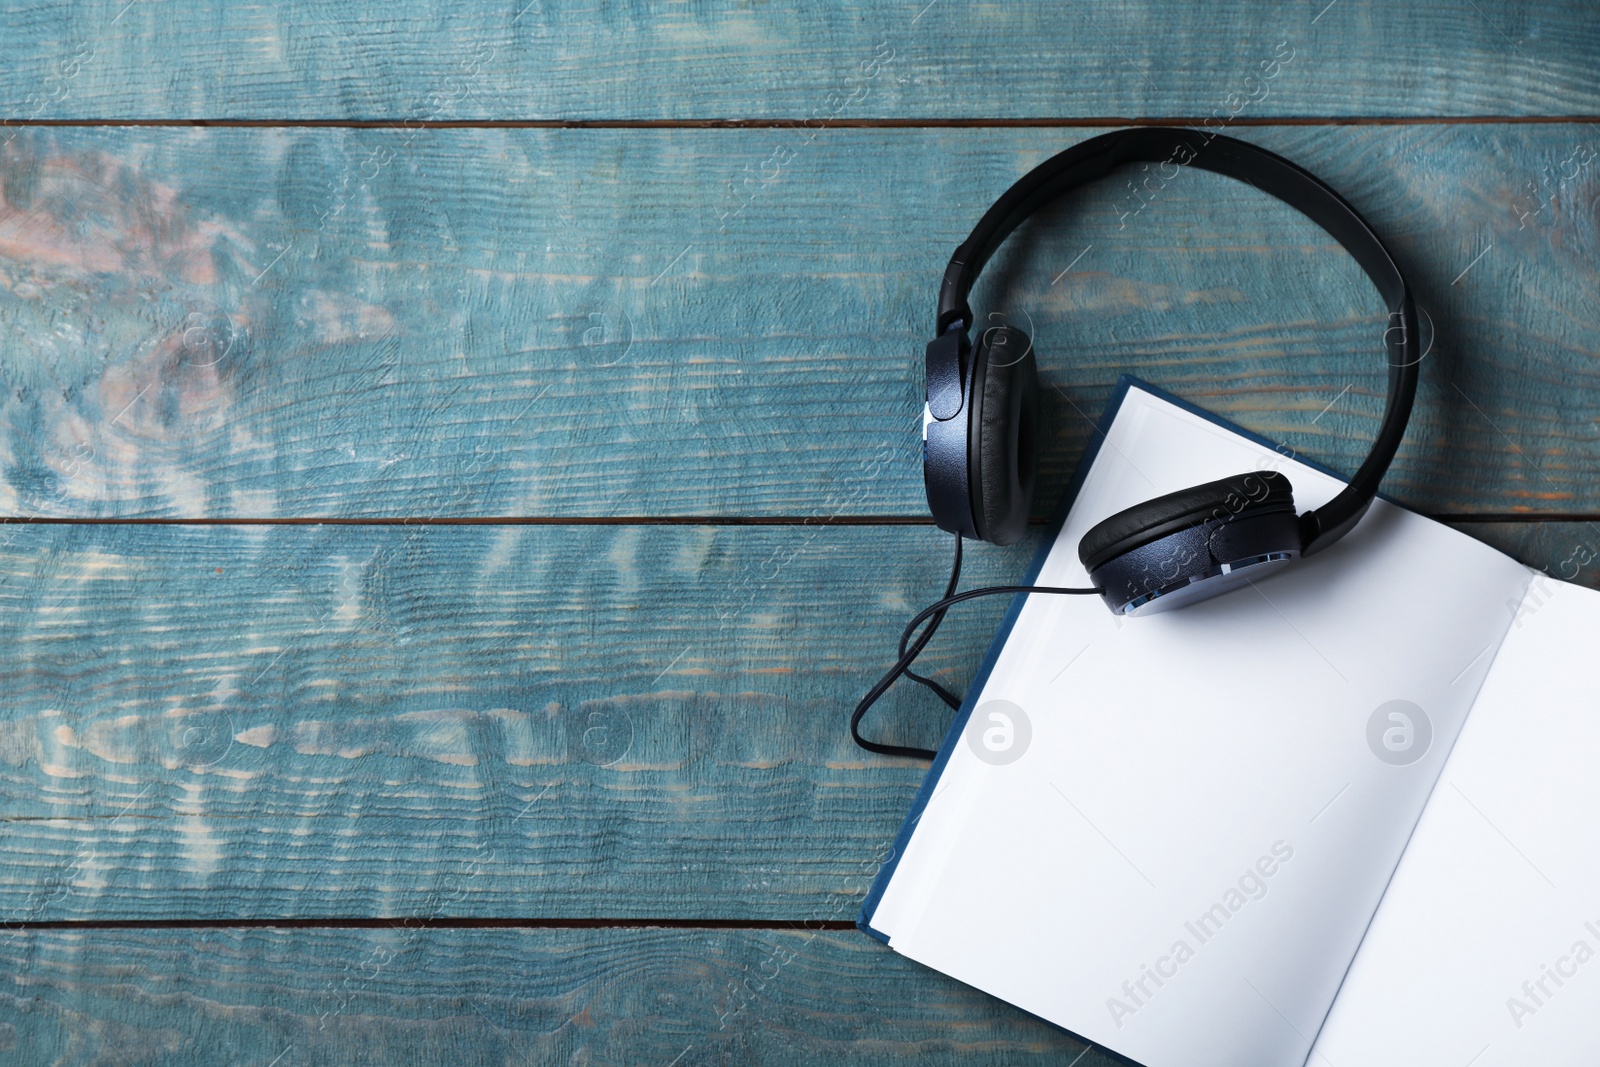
[1079,471,1294,570]
[967,325,1038,546]
[1079,471,1302,614]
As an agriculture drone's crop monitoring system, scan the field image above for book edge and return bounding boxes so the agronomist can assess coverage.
[858,373,1412,940]
[859,374,1130,939]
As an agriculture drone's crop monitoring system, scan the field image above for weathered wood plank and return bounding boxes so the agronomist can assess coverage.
[0,519,1587,922]
[0,522,1029,921]
[1,1,1596,121]
[1,124,1596,520]
[0,925,1099,1066]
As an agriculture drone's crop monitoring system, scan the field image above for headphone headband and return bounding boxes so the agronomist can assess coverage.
[931,129,1419,556]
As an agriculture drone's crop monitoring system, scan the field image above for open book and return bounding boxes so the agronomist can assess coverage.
[862,379,1600,1067]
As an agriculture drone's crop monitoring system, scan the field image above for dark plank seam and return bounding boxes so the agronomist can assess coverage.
[0,515,1589,526]
[3,918,859,931]
[3,116,1599,129]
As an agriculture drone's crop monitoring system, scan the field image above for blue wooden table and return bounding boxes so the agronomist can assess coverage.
[0,3,1596,1062]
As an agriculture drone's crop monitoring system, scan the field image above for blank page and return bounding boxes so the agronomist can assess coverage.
[867,384,1532,1067]
[1312,574,1600,1066]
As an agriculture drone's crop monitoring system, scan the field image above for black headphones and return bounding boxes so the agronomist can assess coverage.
[854,129,1420,758]
[924,128,1419,615]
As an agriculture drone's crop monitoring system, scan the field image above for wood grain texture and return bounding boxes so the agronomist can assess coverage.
[0,518,1589,923]
[0,925,1108,1066]
[1,1,1597,121]
[1,123,1598,520]
[0,521,1034,921]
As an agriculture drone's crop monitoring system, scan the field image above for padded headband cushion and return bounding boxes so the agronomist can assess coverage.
[969,325,1038,546]
[1077,470,1294,571]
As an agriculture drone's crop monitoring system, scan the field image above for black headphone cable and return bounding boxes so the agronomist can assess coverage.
[851,532,1102,759]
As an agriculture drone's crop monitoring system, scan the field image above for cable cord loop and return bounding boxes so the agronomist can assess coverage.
[850,533,1102,760]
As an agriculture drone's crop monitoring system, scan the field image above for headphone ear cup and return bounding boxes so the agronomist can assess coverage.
[969,325,1038,546]
[1078,471,1301,614]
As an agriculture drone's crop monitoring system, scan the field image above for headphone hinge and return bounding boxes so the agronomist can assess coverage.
[924,329,969,421]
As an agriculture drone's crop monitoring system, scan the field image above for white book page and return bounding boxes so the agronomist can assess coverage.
[868,385,1532,1067]
[1312,574,1600,1067]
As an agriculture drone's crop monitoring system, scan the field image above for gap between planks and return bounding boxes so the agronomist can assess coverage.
[2,918,859,932]
[2,115,1599,129]
[0,515,1590,527]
